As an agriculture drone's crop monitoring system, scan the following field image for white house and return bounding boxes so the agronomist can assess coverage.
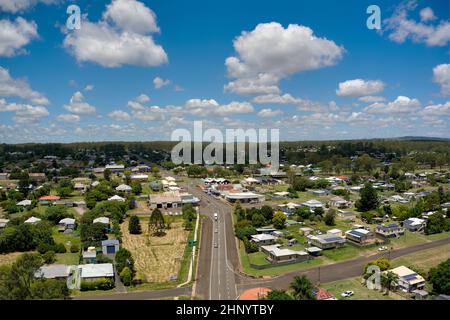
[116,184,132,192]
[78,263,115,283]
[251,234,277,245]
[108,195,125,202]
[403,217,426,232]
[93,217,110,225]
[386,266,426,292]
[24,216,41,224]
[17,199,32,207]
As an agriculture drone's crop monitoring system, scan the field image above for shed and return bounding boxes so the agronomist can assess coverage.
[102,239,120,255]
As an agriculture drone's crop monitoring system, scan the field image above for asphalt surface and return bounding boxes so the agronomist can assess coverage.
[74,286,191,300]
[182,181,239,300]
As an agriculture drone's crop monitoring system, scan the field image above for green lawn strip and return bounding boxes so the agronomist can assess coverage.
[322,277,395,300]
[390,244,450,272]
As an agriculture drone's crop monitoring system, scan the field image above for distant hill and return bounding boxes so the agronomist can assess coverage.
[389,136,450,142]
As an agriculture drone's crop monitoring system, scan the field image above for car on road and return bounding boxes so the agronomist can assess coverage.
[215,228,218,233]
[214,242,218,248]
[214,213,218,221]
[341,291,354,297]
[378,246,388,251]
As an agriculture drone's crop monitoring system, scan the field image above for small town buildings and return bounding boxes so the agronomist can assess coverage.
[150,181,163,191]
[82,247,97,264]
[327,228,343,237]
[299,227,314,236]
[376,223,405,238]
[345,228,375,245]
[224,192,265,204]
[108,195,125,202]
[250,234,277,245]
[78,263,115,282]
[310,189,328,197]
[337,210,356,220]
[130,174,149,181]
[389,195,409,204]
[29,173,46,181]
[301,199,324,212]
[313,288,337,300]
[306,246,322,256]
[387,266,426,292]
[93,217,110,225]
[403,218,426,232]
[148,191,182,209]
[0,219,10,228]
[180,193,200,205]
[35,264,73,280]
[0,173,9,180]
[102,239,120,255]
[105,164,125,172]
[74,183,86,192]
[39,195,61,203]
[328,196,351,208]
[24,216,41,224]
[260,245,309,264]
[17,199,32,207]
[256,227,277,234]
[58,218,76,232]
[91,181,100,187]
[308,233,346,249]
[116,184,132,192]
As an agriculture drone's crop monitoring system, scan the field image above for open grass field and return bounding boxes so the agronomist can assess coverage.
[120,217,189,283]
[322,277,399,300]
[391,244,450,272]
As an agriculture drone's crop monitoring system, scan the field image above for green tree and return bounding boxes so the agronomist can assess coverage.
[128,216,142,234]
[260,205,274,221]
[103,169,112,181]
[41,251,56,264]
[149,208,166,236]
[251,213,265,227]
[30,278,69,299]
[324,209,336,226]
[272,211,286,229]
[119,267,133,286]
[381,271,399,294]
[0,253,43,300]
[356,183,379,212]
[265,289,293,300]
[428,259,450,295]
[365,257,391,273]
[290,275,315,300]
[424,212,449,235]
[115,248,134,275]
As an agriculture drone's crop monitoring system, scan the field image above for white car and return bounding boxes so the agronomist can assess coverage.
[378,246,388,251]
[341,291,354,297]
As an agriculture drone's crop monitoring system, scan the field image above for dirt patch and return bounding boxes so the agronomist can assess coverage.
[0,252,29,266]
[121,219,189,283]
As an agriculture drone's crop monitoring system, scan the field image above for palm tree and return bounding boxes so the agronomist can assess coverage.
[290,275,315,300]
[381,271,399,294]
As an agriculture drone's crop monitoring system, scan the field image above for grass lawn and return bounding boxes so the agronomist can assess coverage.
[322,245,367,262]
[322,277,398,300]
[390,230,449,249]
[391,244,450,272]
[52,227,81,249]
[55,252,79,265]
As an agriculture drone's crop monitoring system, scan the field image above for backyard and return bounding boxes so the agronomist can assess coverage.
[120,217,190,283]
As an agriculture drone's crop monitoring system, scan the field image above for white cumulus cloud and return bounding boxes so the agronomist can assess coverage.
[153,76,170,89]
[64,91,97,114]
[257,108,283,118]
[433,64,450,96]
[108,110,131,121]
[224,22,344,95]
[57,114,80,123]
[336,79,385,97]
[0,66,49,105]
[63,0,167,68]
[0,17,38,57]
[363,96,421,113]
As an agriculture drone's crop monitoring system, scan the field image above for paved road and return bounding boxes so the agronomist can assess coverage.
[182,180,239,300]
[237,236,450,292]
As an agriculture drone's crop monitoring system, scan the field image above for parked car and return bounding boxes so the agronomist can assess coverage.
[341,291,354,297]
[378,246,388,251]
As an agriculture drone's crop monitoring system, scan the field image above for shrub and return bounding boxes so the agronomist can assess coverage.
[80,278,115,291]
[41,251,56,264]
[70,244,80,253]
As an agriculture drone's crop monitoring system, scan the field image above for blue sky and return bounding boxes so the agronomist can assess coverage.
[0,0,449,143]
